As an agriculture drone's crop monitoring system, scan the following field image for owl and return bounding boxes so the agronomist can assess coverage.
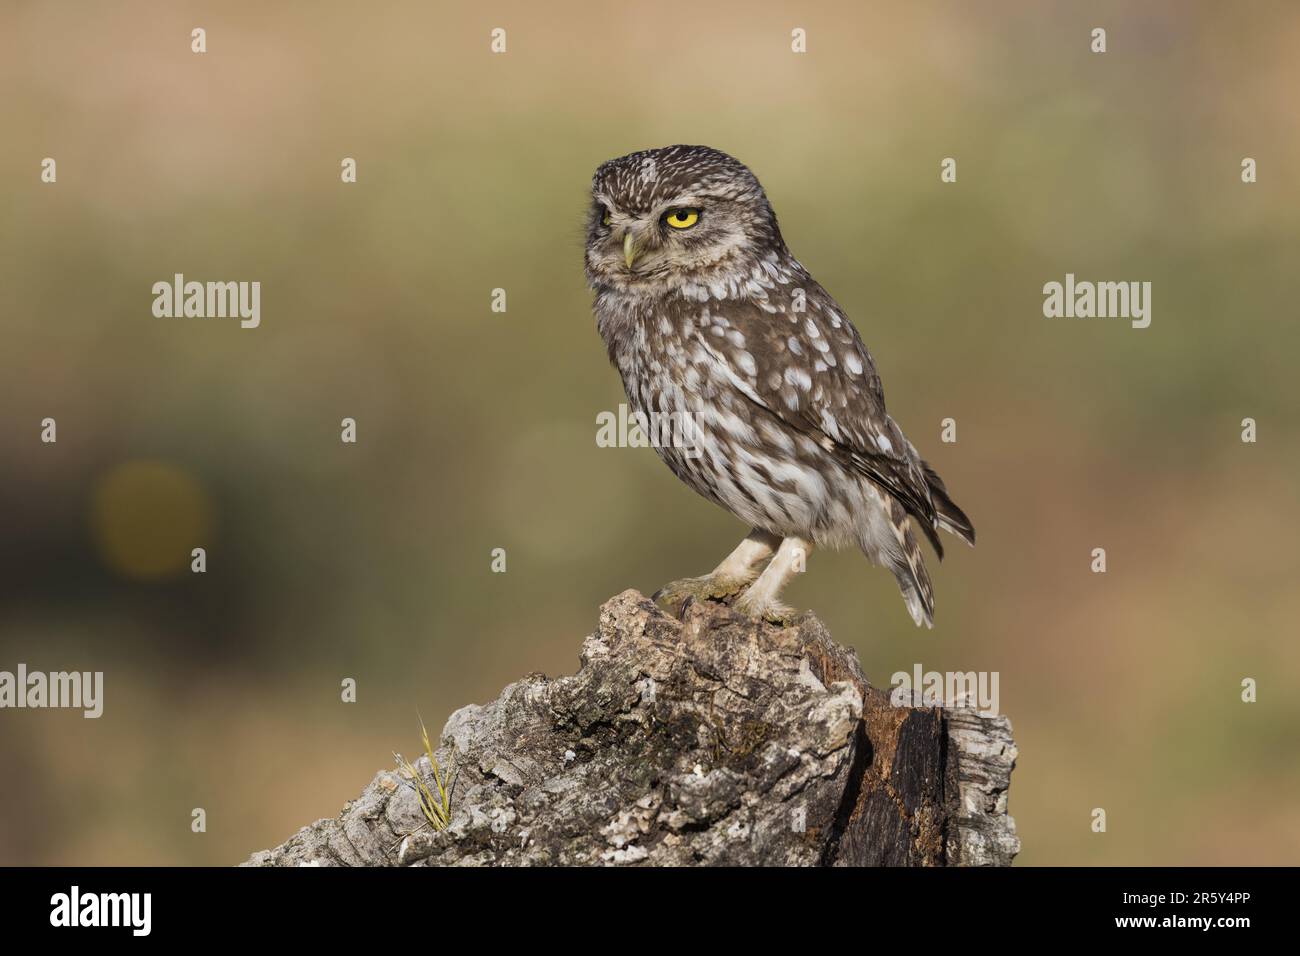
[585,145,974,627]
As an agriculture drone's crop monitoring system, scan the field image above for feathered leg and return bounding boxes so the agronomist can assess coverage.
[734,536,813,623]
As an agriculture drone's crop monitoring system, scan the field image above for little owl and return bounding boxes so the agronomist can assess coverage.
[586,145,974,626]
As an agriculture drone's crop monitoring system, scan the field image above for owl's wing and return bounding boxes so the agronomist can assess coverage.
[681,281,959,557]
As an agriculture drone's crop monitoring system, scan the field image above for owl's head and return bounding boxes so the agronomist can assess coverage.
[585,145,785,292]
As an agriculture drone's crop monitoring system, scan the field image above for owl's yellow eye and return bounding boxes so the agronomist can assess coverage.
[664,208,700,229]
[601,208,612,226]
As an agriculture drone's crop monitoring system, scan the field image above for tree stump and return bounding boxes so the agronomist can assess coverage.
[244,590,1018,866]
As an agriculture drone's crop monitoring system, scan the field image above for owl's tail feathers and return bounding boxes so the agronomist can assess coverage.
[923,461,975,550]
[887,502,936,629]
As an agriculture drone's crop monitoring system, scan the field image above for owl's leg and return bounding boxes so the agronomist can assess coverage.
[652,528,781,617]
[734,536,813,624]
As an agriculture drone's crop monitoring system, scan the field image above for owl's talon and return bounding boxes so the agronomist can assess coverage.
[733,594,797,625]
[652,574,751,619]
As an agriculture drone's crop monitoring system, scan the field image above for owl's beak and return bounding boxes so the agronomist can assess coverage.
[623,230,638,270]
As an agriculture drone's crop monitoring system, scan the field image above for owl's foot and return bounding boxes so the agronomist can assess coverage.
[731,535,812,625]
[652,529,786,619]
[652,574,754,619]
[732,590,797,625]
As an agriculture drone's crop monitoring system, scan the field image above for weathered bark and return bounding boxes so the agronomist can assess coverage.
[244,590,1018,867]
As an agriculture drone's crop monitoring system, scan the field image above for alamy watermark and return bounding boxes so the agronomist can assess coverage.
[596,403,702,458]
[1043,273,1151,329]
[890,663,999,718]
[0,664,103,718]
[152,273,260,328]
[50,886,150,936]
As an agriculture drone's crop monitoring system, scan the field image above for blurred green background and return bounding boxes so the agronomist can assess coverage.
[1,0,1297,865]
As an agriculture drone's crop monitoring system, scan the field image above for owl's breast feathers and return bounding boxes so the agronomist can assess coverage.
[594,258,974,556]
